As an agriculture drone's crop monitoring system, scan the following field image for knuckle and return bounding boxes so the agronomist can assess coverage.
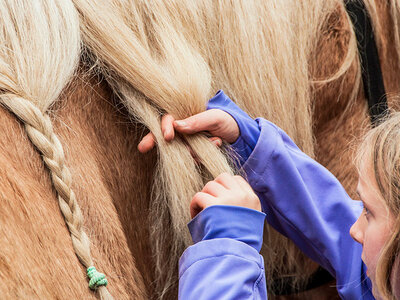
[215,173,223,181]
[187,117,196,129]
[203,180,217,191]
[217,172,230,179]
[203,181,212,191]
[209,118,220,131]
[162,113,172,121]
[192,192,202,201]
[233,175,244,182]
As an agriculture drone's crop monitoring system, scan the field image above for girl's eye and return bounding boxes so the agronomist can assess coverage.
[363,206,370,219]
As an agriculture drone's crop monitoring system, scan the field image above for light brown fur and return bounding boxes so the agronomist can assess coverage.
[1,1,400,300]
[0,76,149,299]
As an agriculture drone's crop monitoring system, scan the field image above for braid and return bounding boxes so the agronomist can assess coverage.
[0,0,115,297]
[1,94,113,300]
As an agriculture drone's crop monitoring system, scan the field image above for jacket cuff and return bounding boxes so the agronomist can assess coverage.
[206,90,261,164]
[179,238,265,280]
[188,205,266,252]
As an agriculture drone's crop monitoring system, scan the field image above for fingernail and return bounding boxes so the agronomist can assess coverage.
[213,140,222,147]
[163,129,169,139]
[175,120,186,127]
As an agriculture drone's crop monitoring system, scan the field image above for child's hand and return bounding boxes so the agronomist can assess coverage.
[137,109,239,153]
[190,173,261,219]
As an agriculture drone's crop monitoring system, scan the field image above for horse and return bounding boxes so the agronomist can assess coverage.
[0,0,399,299]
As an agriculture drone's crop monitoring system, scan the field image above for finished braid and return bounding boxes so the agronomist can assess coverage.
[1,94,113,300]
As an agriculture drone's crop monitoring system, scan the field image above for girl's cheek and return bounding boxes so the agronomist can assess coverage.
[361,227,378,272]
[363,220,393,280]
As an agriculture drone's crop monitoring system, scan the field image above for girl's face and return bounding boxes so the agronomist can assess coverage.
[350,168,395,297]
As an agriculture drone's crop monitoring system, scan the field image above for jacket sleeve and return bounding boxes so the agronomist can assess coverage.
[178,205,267,300]
[206,91,374,299]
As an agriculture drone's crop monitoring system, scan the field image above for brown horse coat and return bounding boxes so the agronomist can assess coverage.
[1,1,400,299]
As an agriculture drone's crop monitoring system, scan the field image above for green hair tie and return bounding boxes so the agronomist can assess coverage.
[87,266,108,290]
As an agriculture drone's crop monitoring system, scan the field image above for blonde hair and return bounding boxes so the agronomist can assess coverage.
[355,112,400,300]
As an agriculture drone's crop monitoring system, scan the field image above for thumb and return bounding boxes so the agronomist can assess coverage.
[173,110,221,135]
[174,109,239,143]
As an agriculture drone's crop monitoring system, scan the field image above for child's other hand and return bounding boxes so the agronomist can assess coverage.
[190,173,261,219]
[137,109,239,153]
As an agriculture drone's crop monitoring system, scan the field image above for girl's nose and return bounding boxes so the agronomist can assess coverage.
[350,215,365,245]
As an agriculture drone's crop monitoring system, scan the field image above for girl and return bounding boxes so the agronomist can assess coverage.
[138,90,399,299]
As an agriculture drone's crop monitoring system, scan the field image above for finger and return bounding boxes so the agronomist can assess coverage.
[173,110,221,134]
[234,175,254,193]
[161,114,175,141]
[209,136,222,147]
[234,176,261,211]
[214,172,236,190]
[190,192,216,219]
[202,180,226,197]
[137,132,156,153]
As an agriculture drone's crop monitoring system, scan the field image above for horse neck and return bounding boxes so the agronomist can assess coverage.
[312,1,400,198]
[374,0,400,106]
[52,72,153,299]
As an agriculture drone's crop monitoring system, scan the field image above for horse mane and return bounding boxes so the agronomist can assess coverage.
[72,1,361,297]
[1,0,400,299]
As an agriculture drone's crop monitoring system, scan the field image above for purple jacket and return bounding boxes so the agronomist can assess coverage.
[178,91,373,299]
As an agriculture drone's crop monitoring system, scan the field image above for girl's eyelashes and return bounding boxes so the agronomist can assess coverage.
[363,204,371,219]
[364,206,370,215]
[356,191,371,219]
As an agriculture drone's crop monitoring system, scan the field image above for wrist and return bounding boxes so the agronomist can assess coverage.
[206,90,261,162]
